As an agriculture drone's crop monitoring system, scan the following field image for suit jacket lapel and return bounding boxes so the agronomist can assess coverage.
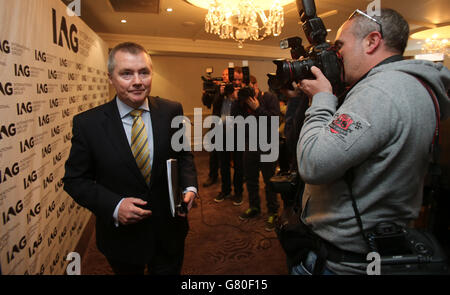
[101,98,148,188]
[147,96,159,192]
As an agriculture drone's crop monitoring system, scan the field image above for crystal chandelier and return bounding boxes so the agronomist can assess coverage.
[411,25,450,57]
[422,37,449,56]
[188,0,289,48]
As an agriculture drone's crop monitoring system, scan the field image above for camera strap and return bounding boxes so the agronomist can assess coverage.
[344,74,442,253]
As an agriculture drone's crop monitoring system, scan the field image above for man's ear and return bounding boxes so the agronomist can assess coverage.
[365,31,383,54]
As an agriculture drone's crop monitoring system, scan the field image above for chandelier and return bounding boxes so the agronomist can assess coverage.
[411,25,450,57]
[187,0,292,48]
[422,37,449,56]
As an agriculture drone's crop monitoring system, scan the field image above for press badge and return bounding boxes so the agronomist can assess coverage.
[326,112,371,151]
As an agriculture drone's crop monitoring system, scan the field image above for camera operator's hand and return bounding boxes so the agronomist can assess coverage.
[246,96,259,110]
[298,66,332,98]
[230,87,239,101]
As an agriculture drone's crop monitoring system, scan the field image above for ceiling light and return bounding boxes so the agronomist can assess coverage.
[410,25,450,56]
[166,8,173,12]
[121,19,127,23]
[186,0,294,47]
[186,0,294,10]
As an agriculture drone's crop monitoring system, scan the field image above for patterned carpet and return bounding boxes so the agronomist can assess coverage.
[80,151,288,275]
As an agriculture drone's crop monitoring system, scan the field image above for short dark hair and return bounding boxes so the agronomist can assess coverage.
[108,42,150,74]
[350,8,409,54]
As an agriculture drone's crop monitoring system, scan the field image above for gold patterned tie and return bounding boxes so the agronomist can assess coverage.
[130,109,151,184]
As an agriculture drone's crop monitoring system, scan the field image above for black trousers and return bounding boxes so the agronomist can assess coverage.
[219,150,244,195]
[106,237,185,275]
[244,150,278,214]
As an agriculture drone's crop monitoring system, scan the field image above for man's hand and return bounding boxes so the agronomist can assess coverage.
[177,191,196,217]
[118,198,152,225]
[246,96,260,110]
[298,66,332,98]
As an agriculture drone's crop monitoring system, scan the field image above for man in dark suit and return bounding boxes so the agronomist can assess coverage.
[63,42,198,275]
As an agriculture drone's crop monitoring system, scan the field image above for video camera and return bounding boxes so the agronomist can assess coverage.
[201,61,251,102]
[201,67,223,95]
[267,0,345,95]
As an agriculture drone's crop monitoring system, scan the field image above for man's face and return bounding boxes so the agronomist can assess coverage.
[233,72,243,87]
[334,20,365,86]
[109,50,152,109]
[222,69,229,83]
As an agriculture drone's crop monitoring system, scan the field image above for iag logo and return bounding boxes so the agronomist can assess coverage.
[6,235,26,264]
[2,199,23,225]
[51,125,60,137]
[27,233,43,258]
[0,39,11,54]
[49,98,60,109]
[26,202,41,224]
[35,50,47,62]
[17,102,32,115]
[55,178,64,193]
[23,170,37,190]
[45,200,56,219]
[48,70,58,79]
[0,123,16,140]
[61,84,69,92]
[57,202,66,219]
[42,144,52,159]
[62,108,71,118]
[38,114,50,127]
[14,64,31,77]
[37,83,48,94]
[53,152,62,166]
[48,227,57,247]
[52,8,79,53]
[0,82,13,96]
[0,162,19,184]
[63,132,72,143]
[42,172,54,189]
[20,136,35,153]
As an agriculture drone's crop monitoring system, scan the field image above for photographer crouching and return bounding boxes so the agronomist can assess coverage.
[293,8,450,275]
[232,75,281,231]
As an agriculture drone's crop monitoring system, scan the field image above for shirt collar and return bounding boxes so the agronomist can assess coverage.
[116,96,150,119]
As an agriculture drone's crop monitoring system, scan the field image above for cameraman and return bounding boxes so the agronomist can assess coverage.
[201,70,230,187]
[294,8,450,274]
[233,76,281,231]
[213,67,245,204]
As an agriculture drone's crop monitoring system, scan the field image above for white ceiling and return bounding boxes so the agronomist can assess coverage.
[71,0,450,51]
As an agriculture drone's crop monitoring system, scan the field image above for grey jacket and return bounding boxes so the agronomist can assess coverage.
[296,59,450,274]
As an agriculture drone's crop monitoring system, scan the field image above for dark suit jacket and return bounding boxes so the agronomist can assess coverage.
[63,96,198,264]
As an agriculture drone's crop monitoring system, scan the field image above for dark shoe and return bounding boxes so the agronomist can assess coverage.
[214,192,231,203]
[203,177,218,187]
[265,214,278,231]
[239,208,260,220]
[232,193,243,206]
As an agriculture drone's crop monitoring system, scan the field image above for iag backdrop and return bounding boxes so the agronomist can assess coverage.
[0,0,109,274]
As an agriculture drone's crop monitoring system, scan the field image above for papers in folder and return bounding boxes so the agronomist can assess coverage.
[167,159,181,217]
